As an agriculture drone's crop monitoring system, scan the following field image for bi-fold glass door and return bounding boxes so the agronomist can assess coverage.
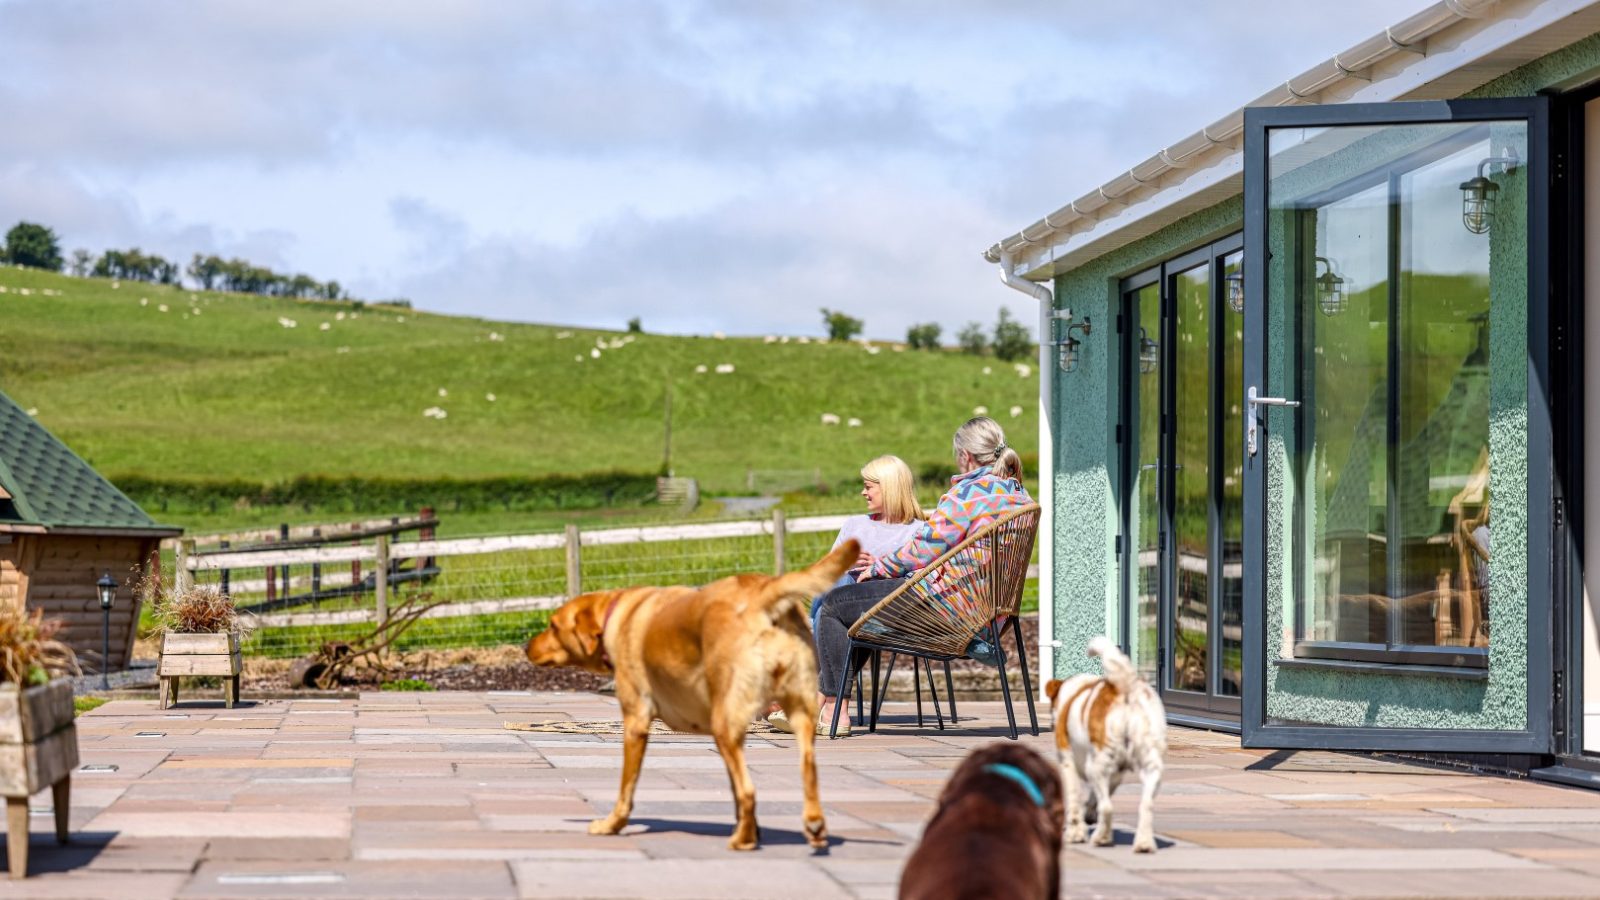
[1122,235,1244,722]
[1241,98,1552,751]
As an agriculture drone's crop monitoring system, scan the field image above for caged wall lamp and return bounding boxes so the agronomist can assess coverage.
[1459,147,1519,235]
[1052,309,1093,373]
[1137,327,1159,374]
[1225,269,1245,314]
[1314,256,1346,317]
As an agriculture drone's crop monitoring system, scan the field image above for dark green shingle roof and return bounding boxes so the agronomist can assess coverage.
[0,390,177,533]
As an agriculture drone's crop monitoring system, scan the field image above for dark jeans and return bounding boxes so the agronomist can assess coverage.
[814,579,902,697]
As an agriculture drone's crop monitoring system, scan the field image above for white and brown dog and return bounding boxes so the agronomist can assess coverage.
[1044,636,1166,853]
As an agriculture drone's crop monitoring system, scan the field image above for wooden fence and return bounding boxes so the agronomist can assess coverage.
[181,510,854,632]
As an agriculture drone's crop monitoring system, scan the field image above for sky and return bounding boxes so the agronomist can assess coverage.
[0,0,1413,341]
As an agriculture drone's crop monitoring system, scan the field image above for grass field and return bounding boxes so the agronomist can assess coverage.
[0,266,1040,516]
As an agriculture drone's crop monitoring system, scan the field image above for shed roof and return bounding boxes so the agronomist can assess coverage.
[0,389,179,535]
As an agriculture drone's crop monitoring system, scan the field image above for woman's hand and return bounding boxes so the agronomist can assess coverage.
[854,555,877,582]
[854,550,874,570]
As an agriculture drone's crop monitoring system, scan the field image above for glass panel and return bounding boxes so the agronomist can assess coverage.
[1219,251,1244,697]
[1308,180,1390,646]
[1172,264,1210,692]
[1132,283,1161,684]
[1266,118,1527,664]
[1395,141,1493,649]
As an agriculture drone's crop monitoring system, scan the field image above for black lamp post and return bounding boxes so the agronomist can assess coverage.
[97,571,117,691]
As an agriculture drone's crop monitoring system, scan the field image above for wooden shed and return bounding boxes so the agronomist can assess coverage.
[0,390,180,673]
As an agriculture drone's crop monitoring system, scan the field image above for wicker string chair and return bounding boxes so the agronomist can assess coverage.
[827,503,1041,740]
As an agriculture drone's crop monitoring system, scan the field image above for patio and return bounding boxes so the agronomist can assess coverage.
[8,691,1600,898]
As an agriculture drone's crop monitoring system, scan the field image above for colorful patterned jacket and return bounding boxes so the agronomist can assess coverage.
[864,466,1031,580]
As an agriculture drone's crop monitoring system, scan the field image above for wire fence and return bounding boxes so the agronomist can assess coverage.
[177,513,1039,659]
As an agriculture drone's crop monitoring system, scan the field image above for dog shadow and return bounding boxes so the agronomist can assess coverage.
[592,817,900,852]
[1072,830,1177,851]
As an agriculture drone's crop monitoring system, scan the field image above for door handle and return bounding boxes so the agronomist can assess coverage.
[1140,463,1159,471]
[1246,385,1300,457]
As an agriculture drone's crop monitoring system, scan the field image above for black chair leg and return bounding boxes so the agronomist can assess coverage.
[830,641,857,739]
[868,651,881,733]
[914,654,925,727]
[994,636,1019,740]
[871,653,896,729]
[943,661,958,723]
[1009,615,1039,736]
[855,656,866,726]
[923,658,944,731]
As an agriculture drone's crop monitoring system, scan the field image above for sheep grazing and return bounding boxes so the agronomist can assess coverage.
[319,322,330,331]
[1015,364,1032,377]
[556,331,573,339]
[438,388,449,397]
[277,316,295,327]
[1010,405,1024,418]
[590,348,602,359]
[764,335,778,343]
[695,364,708,373]
[974,405,988,415]
[820,413,841,426]
[982,366,992,375]
[712,331,726,340]
[422,406,448,420]
[486,393,497,402]
[159,304,170,313]
[715,363,735,374]
[847,417,862,428]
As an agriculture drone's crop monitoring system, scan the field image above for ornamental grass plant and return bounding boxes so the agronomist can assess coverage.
[0,604,78,686]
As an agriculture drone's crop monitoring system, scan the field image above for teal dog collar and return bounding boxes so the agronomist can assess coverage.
[982,762,1046,807]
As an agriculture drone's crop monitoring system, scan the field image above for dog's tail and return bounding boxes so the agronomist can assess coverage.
[1087,635,1140,695]
[757,539,859,619]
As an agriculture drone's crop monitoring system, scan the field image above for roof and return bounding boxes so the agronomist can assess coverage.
[0,389,179,535]
[987,0,1600,280]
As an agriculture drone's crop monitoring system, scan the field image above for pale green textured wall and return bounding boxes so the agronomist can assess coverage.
[1049,196,1241,679]
[1045,29,1600,723]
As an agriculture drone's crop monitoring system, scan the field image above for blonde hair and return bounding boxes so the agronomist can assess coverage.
[953,416,1023,482]
[861,455,925,524]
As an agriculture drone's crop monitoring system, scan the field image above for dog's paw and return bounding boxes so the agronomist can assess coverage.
[1091,827,1114,847]
[727,831,760,851]
[1133,835,1156,854]
[588,816,626,835]
[1066,825,1088,844]
[804,816,829,850]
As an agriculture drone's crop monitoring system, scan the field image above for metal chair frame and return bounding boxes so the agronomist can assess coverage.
[828,503,1041,740]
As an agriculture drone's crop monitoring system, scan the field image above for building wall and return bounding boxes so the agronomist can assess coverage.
[21,535,153,671]
[1045,29,1600,720]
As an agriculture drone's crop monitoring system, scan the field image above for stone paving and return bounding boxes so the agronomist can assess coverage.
[7,691,1600,897]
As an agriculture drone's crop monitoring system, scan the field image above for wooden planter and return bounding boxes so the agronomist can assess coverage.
[1,679,77,879]
[158,633,242,709]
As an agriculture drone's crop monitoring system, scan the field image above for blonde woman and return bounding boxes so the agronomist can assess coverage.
[766,455,925,733]
[813,417,1029,735]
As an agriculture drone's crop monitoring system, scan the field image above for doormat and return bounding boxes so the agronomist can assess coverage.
[1247,749,1456,776]
[504,720,779,736]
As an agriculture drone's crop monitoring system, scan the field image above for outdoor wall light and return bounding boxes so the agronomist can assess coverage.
[97,571,117,690]
[1137,327,1159,374]
[1459,147,1519,235]
[1055,316,1092,373]
[1225,270,1245,314]
[1314,256,1346,317]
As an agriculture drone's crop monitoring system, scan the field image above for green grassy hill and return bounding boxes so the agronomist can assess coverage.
[0,266,1040,529]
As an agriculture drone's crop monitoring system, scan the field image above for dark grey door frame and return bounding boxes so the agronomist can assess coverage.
[1241,97,1554,753]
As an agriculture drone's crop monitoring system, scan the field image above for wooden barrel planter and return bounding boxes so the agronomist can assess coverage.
[158,633,242,709]
[2,679,77,879]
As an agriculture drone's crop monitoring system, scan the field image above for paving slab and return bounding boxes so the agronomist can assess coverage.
[5,693,1600,896]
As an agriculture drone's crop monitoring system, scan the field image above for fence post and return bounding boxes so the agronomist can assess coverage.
[310,528,322,599]
[278,523,290,601]
[565,524,582,598]
[772,509,786,575]
[218,539,230,596]
[264,534,276,604]
[176,539,195,592]
[374,535,390,627]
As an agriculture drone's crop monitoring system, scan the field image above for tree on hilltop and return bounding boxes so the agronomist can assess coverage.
[992,307,1033,362]
[4,222,63,272]
[906,322,942,350]
[69,249,94,277]
[957,321,989,356]
[821,308,864,342]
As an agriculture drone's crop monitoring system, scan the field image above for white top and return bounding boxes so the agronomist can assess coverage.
[830,515,923,560]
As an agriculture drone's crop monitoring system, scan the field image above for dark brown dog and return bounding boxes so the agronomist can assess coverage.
[526,541,858,850]
[897,742,1065,900]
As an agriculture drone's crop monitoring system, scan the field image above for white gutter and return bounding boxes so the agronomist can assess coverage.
[982,0,1502,266]
[999,250,1059,697]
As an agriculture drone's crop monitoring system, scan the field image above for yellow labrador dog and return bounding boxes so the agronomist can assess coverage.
[1045,636,1166,853]
[526,540,858,851]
